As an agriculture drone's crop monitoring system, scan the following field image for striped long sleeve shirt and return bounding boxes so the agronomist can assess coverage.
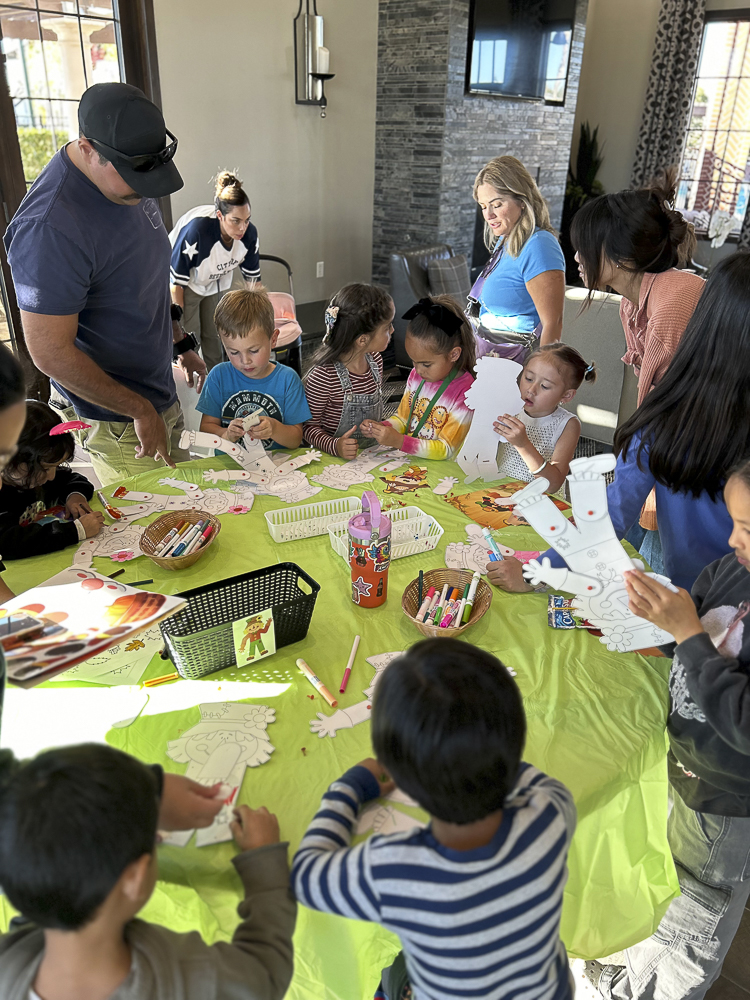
[386,368,474,461]
[292,763,576,1000]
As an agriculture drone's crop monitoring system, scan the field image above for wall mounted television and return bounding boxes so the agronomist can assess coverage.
[466,0,576,103]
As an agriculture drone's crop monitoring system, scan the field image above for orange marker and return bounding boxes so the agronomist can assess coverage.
[296,658,337,707]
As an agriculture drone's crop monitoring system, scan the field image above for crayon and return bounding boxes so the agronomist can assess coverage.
[296,658,338,707]
[339,635,361,694]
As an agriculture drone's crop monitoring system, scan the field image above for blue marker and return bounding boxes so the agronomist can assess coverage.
[482,527,504,561]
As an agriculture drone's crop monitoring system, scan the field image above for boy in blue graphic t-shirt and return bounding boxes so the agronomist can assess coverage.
[197,288,311,450]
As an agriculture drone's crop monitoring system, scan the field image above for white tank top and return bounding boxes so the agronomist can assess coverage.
[496,405,577,482]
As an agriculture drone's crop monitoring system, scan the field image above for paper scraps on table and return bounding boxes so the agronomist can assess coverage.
[0,569,185,687]
[433,476,459,495]
[379,465,429,496]
[457,357,525,483]
[514,454,677,652]
[309,651,403,738]
[444,524,541,575]
[163,702,276,847]
[48,624,163,685]
[310,445,406,491]
[442,479,570,531]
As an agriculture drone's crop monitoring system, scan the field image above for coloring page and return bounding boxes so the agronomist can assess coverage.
[48,625,163,686]
[203,451,321,501]
[380,466,429,496]
[433,476,459,495]
[356,803,426,836]
[444,524,540,575]
[442,480,570,531]
[179,429,276,475]
[311,446,405,492]
[514,455,676,652]
[165,702,276,847]
[309,652,403,738]
[244,472,322,504]
[457,357,524,483]
[158,477,204,500]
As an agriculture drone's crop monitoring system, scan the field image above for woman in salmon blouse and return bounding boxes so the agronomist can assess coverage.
[570,168,703,408]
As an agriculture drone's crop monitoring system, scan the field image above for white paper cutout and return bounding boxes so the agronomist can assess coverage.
[378,452,409,473]
[433,476,459,495]
[309,652,403,738]
[165,702,276,847]
[179,429,276,476]
[444,524,539,575]
[242,413,262,431]
[112,489,154,502]
[356,803,426,836]
[158,477,204,500]
[310,446,404,491]
[513,454,676,652]
[457,357,525,483]
[48,625,163,686]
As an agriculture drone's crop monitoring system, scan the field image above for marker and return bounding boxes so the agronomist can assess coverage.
[155,520,188,555]
[184,522,214,555]
[434,588,458,626]
[439,591,461,628]
[172,520,206,557]
[159,520,192,557]
[419,587,441,623]
[107,568,125,579]
[415,586,436,622]
[428,584,449,625]
[454,582,471,626]
[128,579,153,587]
[461,571,482,624]
[97,490,122,520]
[487,550,499,562]
[339,635,361,694]
[144,671,179,687]
[297,658,338,707]
[483,527,504,560]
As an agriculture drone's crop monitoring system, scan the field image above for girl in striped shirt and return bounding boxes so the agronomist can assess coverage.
[362,296,476,461]
[292,639,576,1000]
[303,284,395,459]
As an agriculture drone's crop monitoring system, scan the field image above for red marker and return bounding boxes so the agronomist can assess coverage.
[339,635,361,694]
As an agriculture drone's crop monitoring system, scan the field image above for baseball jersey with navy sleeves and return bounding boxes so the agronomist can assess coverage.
[169,205,260,296]
[292,763,576,1000]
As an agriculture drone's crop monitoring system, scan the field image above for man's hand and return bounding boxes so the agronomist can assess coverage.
[175,349,207,392]
[357,757,396,796]
[246,416,275,441]
[361,420,403,449]
[65,493,92,519]
[485,556,532,592]
[335,426,359,460]
[133,407,176,468]
[158,773,224,830]
[223,418,246,443]
[625,569,702,644]
[80,511,105,538]
[231,804,280,851]
[493,414,530,448]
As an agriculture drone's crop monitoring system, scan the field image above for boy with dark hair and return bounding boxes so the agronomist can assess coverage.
[197,288,311,451]
[0,743,296,1000]
[292,639,576,1000]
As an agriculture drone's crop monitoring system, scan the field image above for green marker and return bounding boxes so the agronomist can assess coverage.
[455,582,471,626]
[461,571,481,624]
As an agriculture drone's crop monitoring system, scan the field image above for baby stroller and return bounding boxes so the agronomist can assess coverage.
[259,254,304,375]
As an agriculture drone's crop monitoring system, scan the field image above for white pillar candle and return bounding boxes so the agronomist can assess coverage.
[316,46,329,73]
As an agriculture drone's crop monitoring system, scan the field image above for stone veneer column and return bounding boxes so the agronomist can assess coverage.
[373,0,589,283]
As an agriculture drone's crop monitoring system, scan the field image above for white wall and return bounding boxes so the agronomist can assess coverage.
[573,0,738,195]
[153,0,378,303]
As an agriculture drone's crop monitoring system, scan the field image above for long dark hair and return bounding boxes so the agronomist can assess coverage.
[2,401,75,489]
[304,283,393,373]
[406,294,476,373]
[614,251,750,500]
[0,343,25,410]
[571,167,696,305]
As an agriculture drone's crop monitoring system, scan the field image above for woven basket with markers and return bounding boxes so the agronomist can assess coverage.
[402,568,491,639]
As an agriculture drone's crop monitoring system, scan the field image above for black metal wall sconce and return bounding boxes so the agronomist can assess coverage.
[293,0,335,118]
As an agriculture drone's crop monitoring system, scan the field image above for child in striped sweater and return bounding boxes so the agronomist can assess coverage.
[292,639,576,1000]
[361,295,475,461]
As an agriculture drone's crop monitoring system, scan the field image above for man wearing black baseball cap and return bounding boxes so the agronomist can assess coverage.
[4,83,206,485]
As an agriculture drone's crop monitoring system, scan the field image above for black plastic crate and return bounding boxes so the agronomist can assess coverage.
[160,562,320,679]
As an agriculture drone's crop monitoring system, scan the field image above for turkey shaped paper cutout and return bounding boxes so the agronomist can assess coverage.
[513,453,676,652]
[457,357,524,483]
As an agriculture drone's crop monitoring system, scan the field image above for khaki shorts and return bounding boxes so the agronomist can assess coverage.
[50,389,188,487]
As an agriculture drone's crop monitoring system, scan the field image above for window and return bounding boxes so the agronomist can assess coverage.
[677,14,750,240]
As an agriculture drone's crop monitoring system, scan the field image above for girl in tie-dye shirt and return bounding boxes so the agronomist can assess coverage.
[361,294,475,461]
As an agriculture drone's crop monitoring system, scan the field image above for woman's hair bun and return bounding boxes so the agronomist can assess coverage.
[215,170,243,196]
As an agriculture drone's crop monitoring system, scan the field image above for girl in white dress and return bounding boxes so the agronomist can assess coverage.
[494,343,596,494]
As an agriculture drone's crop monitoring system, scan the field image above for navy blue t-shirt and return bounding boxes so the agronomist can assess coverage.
[3,147,176,422]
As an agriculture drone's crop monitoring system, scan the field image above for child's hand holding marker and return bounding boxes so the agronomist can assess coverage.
[624,568,702,643]
[357,757,396,797]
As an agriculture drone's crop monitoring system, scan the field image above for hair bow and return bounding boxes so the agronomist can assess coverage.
[323,304,340,344]
[402,298,464,337]
[50,420,91,436]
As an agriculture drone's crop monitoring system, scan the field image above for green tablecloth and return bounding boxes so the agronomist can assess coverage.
[0,451,678,995]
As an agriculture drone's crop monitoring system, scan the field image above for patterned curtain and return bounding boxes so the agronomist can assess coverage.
[630,0,706,189]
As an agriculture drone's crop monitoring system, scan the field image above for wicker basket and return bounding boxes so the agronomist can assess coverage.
[140,510,221,571]
[402,568,492,639]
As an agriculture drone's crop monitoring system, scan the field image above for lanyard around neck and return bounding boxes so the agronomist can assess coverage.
[406,368,458,437]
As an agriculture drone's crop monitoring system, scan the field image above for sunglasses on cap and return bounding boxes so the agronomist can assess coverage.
[86,128,178,173]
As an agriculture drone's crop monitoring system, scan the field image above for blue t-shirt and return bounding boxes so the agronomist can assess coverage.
[478,229,564,335]
[545,431,733,591]
[3,147,176,422]
[196,362,311,450]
